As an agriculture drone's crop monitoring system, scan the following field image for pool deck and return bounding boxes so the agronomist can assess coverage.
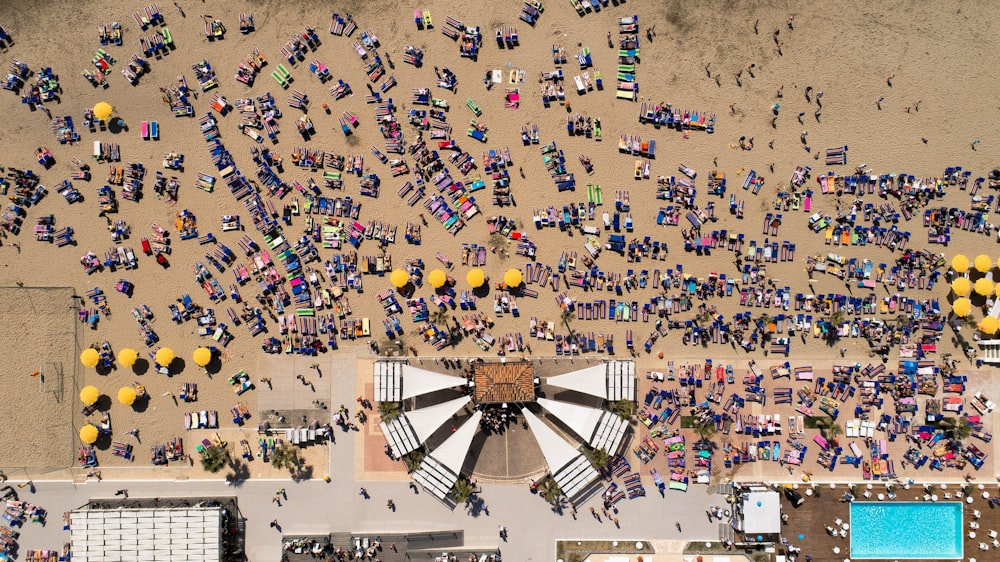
[779,483,1000,561]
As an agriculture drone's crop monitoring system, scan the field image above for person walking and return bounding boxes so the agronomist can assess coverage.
[387,499,395,511]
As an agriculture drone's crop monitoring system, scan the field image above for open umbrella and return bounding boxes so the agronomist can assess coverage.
[979,316,999,335]
[466,268,485,288]
[192,347,212,367]
[975,254,992,273]
[390,269,409,288]
[117,386,137,406]
[951,277,971,297]
[93,101,113,121]
[79,385,99,405]
[975,278,994,297]
[428,269,447,289]
[155,347,175,367]
[117,347,138,367]
[79,424,99,444]
[504,268,522,288]
[953,298,972,317]
[952,254,970,273]
[80,348,100,368]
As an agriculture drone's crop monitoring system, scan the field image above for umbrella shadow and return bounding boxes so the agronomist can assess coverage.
[132,359,150,376]
[205,356,223,375]
[107,119,128,134]
[95,395,113,412]
[170,358,186,376]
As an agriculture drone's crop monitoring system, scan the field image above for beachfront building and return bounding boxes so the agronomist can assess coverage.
[69,504,224,561]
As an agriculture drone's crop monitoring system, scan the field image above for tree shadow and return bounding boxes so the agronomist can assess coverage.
[290,464,314,482]
[226,458,250,487]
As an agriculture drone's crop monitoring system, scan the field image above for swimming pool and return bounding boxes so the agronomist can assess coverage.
[850,501,963,559]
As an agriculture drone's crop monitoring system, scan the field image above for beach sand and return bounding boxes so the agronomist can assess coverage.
[0,0,997,478]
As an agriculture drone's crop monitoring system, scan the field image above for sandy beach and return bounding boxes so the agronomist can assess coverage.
[0,0,997,489]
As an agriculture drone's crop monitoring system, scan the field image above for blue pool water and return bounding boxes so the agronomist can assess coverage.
[850,501,963,559]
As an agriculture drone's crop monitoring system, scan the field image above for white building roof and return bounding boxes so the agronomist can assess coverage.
[742,489,782,534]
[70,507,221,562]
[400,364,466,399]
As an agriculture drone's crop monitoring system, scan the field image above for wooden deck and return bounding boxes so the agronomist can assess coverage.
[777,483,1000,561]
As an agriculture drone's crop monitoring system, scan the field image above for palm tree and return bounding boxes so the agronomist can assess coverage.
[938,417,973,440]
[271,443,303,473]
[431,307,450,328]
[402,448,425,473]
[609,399,634,421]
[583,446,610,470]
[378,401,403,422]
[830,310,845,327]
[538,475,562,504]
[200,444,230,473]
[825,422,844,447]
[450,477,475,504]
[561,308,575,336]
[695,419,716,444]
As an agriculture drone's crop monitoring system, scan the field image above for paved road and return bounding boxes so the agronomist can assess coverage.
[14,468,720,561]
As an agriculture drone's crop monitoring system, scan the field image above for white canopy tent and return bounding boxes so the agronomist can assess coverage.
[522,408,599,501]
[414,411,482,502]
[544,360,636,402]
[400,364,466,399]
[373,361,466,402]
[70,506,222,562]
[537,397,627,455]
[380,396,471,458]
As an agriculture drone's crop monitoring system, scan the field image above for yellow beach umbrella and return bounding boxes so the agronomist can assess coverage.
[466,268,485,288]
[979,316,999,335]
[951,254,969,273]
[154,347,175,367]
[951,277,971,297]
[79,385,99,405]
[504,268,523,288]
[80,348,100,368]
[79,424,99,444]
[192,347,212,367]
[93,101,113,121]
[975,254,992,273]
[975,278,994,297]
[994,283,1000,298]
[117,347,138,367]
[117,386,137,406]
[428,269,447,289]
[390,269,409,288]
[952,298,972,317]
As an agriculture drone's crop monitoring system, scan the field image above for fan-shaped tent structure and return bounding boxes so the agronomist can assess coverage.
[537,397,628,455]
[380,396,472,458]
[522,408,600,502]
[413,411,483,502]
[545,360,637,402]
